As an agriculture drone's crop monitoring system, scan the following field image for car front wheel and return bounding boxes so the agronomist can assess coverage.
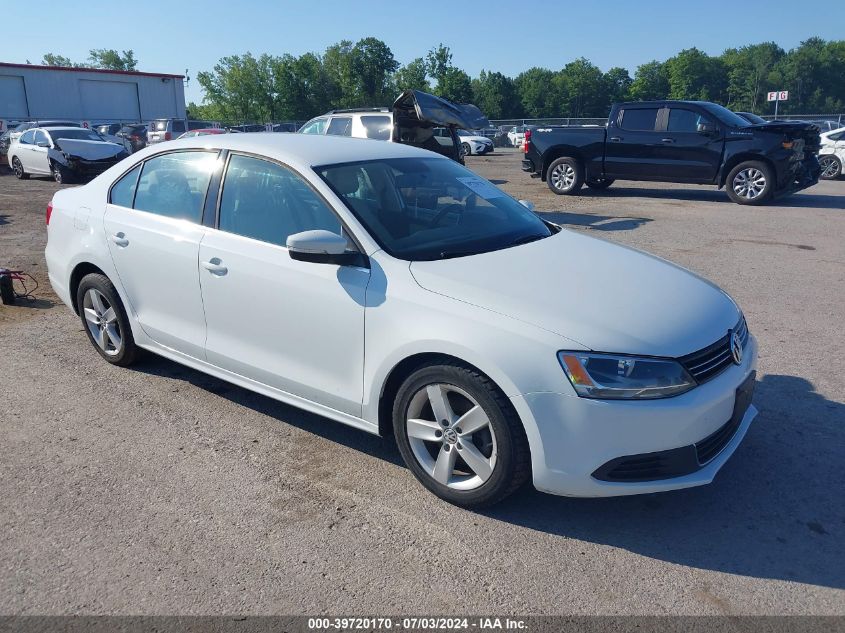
[392,362,530,508]
[76,273,139,367]
[726,160,774,205]
[819,155,842,180]
[461,142,472,156]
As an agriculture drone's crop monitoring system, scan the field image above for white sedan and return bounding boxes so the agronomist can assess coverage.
[507,125,528,147]
[456,130,493,156]
[45,134,757,507]
[819,126,845,180]
[9,127,128,183]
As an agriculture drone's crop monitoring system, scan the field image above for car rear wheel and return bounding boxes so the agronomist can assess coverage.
[76,273,139,367]
[393,362,530,508]
[726,160,774,205]
[546,157,584,195]
[585,177,614,190]
[12,157,29,180]
[819,155,842,180]
[461,142,472,156]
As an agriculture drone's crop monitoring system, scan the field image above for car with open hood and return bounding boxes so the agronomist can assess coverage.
[298,89,489,163]
[9,126,129,183]
[44,133,758,508]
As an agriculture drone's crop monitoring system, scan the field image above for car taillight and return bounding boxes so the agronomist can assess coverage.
[46,202,53,226]
[523,129,531,153]
[164,132,172,141]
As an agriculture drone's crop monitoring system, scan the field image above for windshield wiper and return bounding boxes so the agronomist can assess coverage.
[438,249,481,259]
[508,233,548,247]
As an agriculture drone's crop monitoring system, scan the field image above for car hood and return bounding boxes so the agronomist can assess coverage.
[53,139,125,160]
[393,89,490,130]
[409,229,740,357]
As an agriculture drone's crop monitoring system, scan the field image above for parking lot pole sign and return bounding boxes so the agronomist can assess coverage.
[767,90,788,118]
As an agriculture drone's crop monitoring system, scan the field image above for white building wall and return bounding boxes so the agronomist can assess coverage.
[0,64,186,123]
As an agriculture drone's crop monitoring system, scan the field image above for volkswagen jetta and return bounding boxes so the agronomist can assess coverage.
[45,133,758,507]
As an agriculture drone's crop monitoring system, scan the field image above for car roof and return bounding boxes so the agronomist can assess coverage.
[41,126,91,131]
[139,133,446,169]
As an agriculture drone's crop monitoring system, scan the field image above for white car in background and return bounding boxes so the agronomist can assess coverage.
[44,133,757,508]
[818,126,845,180]
[456,129,493,156]
[9,126,128,183]
[507,125,528,148]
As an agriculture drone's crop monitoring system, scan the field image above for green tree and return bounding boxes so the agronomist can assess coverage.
[556,58,608,117]
[425,44,453,88]
[722,42,784,111]
[604,67,632,105]
[350,37,399,105]
[471,71,519,119]
[629,60,669,101]
[88,49,138,71]
[272,53,333,119]
[394,58,431,93]
[438,68,473,103]
[664,48,727,101]
[514,67,559,117]
[196,53,275,122]
[41,53,78,67]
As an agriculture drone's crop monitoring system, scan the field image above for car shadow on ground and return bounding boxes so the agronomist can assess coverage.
[483,373,845,590]
[539,210,652,231]
[577,185,845,209]
[134,353,844,590]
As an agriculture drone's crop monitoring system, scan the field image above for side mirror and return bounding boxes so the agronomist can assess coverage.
[698,122,717,135]
[36,141,50,148]
[518,199,535,211]
[286,230,368,267]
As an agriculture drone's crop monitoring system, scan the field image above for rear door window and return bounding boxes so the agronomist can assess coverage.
[360,115,392,140]
[326,117,353,137]
[620,108,659,131]
[133,151,218,222]
[18,130,35,145]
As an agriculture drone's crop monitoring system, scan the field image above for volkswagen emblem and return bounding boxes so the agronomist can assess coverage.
[730,331,743,365]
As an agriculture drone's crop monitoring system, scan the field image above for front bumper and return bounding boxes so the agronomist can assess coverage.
[774,154,820,198]
[65,156,125,179]
[511,334,758,497]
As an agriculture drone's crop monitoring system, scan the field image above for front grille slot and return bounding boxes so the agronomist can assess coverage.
[679,316,749,384]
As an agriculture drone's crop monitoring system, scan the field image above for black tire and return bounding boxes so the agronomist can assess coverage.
[819,154,842,180]
[461,142,472,157]
[546,157,584,195]
[585,177,615,190]
[725,160,774,205]
[392,361,531,508]
[52,162,75,184]
[75,273,139,367]
[12,157,29,180]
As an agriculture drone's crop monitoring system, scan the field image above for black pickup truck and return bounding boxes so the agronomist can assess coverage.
[522,100,821,205]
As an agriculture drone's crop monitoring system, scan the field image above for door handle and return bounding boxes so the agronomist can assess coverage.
[201,258,228,276]
[661,138,675,143]
[110,233,129,247]
[609,136,623,142]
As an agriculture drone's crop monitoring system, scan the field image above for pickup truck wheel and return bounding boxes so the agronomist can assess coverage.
[819,155,841,180]
[585,178,614,190]
[547,157,583,195]
[726,161,774,205]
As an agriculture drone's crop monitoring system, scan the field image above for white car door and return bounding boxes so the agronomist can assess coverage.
[198,153,369,416]
[103,150,219,359]
[31,130,52,174]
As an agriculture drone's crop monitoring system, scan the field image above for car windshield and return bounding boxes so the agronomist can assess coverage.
[318,157,552,261]
[48,129,110,142]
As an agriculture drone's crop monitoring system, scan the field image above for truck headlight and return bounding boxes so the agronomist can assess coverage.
[558,352,695,399]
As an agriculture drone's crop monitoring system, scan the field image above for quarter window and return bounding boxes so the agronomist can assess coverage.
[326,117,352,136]
[218,154,341,247]
[109,164,141,207]
[619,108,659,131]
[133,151,217,222]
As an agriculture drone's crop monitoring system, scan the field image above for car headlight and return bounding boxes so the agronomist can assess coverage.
[558,351,695,399]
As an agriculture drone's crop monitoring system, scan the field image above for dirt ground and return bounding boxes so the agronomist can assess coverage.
[0,151,843,615]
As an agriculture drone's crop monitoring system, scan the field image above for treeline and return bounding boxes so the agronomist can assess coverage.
[184,37,845,122]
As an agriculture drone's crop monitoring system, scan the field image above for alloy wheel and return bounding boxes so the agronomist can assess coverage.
[820,156,839,179]
[12,158,23,178]
[550,163,576,191]
[732,167,767,199]
[405,383,497,491]
[83,288,123,356]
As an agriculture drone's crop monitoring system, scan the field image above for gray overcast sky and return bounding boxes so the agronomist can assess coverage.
[4,0,843,103]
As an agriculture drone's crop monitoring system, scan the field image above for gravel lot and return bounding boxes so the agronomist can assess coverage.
[0,150,843,615]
